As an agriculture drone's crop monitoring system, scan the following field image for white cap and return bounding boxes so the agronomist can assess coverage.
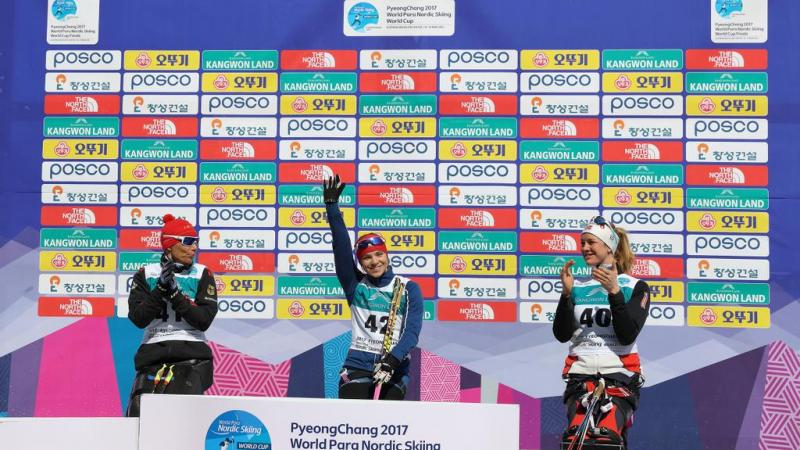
[582,216,619,252]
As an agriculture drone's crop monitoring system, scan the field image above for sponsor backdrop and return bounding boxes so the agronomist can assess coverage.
[1,0,798,449]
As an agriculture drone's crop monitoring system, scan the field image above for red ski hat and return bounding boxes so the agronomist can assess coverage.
[354,233,388,260]
[160,214,198,250]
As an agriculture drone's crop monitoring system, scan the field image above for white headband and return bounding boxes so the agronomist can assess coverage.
[582,217,619,253]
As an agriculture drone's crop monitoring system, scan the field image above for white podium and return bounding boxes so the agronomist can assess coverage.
[0,417,139,450]
[139,395,520,450]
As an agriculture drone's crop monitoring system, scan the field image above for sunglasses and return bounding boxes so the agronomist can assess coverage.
[164,235,199,246]
[356,235,385,250]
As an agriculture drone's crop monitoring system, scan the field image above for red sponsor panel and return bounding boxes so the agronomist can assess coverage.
[686,165,768,186]
[199,140,276,160]
[121,117,198,137]
[357,185,436,206]
[438,208,517,229]
[198,252,276,273]
[520,231,582,254]
[520,118,599,139]
[409,277,436,298]
[685,49,768,70]
[41,206,118,226]
[602,141,683,162]
[38,296,115,317]
[119,229,162,250]
[630,257,684,279]
[359,72,437,93]
[44,95,120,115]
[437,301,517,322]
[280,50,357,70]
[279,162,356,183]
[439,95,518,115]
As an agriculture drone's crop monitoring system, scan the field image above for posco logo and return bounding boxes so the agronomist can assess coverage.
[44,162,115,181]
[442,50,516,69]
[528,73,594,88]
[123,185,194,203]
[442,163,514,181]
[128,73,195,88]
[363,140,430,157]
[50,51,117,68]
[283,118,353,135]
[689,235,768,256]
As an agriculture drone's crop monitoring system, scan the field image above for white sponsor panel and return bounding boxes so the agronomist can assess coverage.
[278,230,355,251]
[687,258,770,281]
[343,0,456,37]
[123,72,200,93]
[520,95,600,116]
[279,117,356,138]
[439,49,519,70]
[278,252,336,274]
[120,206,196,227]
[629,233,684,255]
[117,297,129,318]
[438,185,517,206]
[602,95,684,116]
[122,94,199,115]
[39,274,116,295]
[388,253,436,275]
[648,304,685,326]
[520,72,600,93]
[686,141,769,163]
[47,0,100,45]
[687,234,769,257]
[686,119,768,140]
[439,72,518,93]
[358,140,437,160]
[42,183,118,204]
[198,229,276,251]
[121,184,197,205]
[359,49,438,70]
[520,278,564,300]
[438,163,517,184]
[42,161,118,182]
[520,186,600,207]
[216,298,275,319]
[519,301,559,324]
[280,140,357,160]
[45,72,121,93]
[201,117,278,138]
[359,162,437,183]
[520,208,598,231]
[711,0,768,44]
[201,95,278,115]
[604,209,685,232]
[438,277,517,299]
[199,207,276,228]
[602,118,684,139]
[46,50,122,70]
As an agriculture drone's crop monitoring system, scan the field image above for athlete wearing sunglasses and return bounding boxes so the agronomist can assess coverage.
[125,214,218,416]
[324,175,424,400]
[553,215,650,448]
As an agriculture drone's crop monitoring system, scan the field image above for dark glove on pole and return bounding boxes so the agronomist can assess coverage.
[323,174,346,204]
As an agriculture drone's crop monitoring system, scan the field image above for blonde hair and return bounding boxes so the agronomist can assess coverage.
[610,224,634,274]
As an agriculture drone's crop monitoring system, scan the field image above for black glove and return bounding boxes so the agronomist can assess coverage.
[157,254,179,298]
[323,174,346,204]
[373,354,401,384]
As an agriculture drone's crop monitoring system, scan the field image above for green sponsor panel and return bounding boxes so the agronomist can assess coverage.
[43,117,119,137]
[685,72,768,94]
[438,231,517,253]
[520,255,590,278]
[359,95,437,115]
[278,184,355,206]
[280,72,357,93]
[688,282,770,305]
[200,162,276,183]
[358,208,436,229]
[40,228,117,249]
[277,276,344,297]
[603,164,683,185]
[603,49,684,70]
[687,188,769,210]
[439,118,517,139]
[520,141,599,162]
[424,300,436,321]
[202,50,279,71]
[119,252,162,273]
[121,139,198,160]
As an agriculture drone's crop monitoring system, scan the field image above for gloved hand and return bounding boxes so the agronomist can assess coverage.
[373,354,400,384]
[323,174,346,204]
[157,254,179,298]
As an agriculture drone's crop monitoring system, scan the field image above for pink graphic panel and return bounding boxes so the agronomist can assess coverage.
[420,349,460,402]
[759,341,800,450]
[207,342,291,397]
